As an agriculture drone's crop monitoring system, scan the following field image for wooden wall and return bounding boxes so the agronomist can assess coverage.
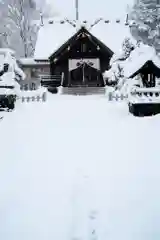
[50,33,112,87]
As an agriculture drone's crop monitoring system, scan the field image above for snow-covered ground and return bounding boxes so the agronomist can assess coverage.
[0,94,160,240]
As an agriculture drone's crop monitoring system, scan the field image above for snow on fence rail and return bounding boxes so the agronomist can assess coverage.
[107,89,160,102]
[108,92,128,101]
[130,88,160,96]
[129,88,160,103]
[17,91,47,103]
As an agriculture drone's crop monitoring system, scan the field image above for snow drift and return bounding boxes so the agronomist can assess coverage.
[0,96,160,240]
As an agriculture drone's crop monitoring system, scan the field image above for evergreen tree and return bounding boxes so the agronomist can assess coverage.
[130,0,160,52]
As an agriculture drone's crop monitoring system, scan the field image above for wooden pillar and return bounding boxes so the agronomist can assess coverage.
[68,70,71,87]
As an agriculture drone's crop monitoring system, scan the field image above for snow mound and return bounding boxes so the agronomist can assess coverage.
[0,97,160,240]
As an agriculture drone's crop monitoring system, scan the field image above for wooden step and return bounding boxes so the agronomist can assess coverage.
[61,87,105,95]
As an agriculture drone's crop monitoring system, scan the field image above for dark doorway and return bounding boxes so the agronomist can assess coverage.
[69,58,103,86]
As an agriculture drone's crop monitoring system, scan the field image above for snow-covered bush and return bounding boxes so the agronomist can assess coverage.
[103,37,135,89]
[0,48,25,93]
[103,62,124,86]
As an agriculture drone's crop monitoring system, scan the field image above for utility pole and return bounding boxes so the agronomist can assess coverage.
[75,0,79,21]
[75,0,80,30]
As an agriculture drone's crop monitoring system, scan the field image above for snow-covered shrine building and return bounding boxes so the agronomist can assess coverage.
[32,17,132,88]
[123,44,160,88]
[122,44,160,116]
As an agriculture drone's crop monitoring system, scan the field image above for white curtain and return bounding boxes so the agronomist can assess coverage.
[69,58,100,71]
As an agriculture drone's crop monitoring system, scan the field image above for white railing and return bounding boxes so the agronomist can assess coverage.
[17,92,47,103]
[108,92,128,101]
[129,88,160,104]
[107,88,160,102]
[130,88,160,96]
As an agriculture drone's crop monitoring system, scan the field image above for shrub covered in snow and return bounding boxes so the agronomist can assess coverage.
[103,37,135,90]
[0,48,26,96]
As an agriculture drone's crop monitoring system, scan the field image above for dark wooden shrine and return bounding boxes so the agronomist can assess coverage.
[129,60,160,87]
[47,26,113,87]
[128,60,160,116]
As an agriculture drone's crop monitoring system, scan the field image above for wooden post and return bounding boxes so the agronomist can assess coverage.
[61,72,65,86]
[42,92,47,102]
[108,92,112,101]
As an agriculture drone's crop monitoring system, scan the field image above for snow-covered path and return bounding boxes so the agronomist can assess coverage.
[0,95,160,240]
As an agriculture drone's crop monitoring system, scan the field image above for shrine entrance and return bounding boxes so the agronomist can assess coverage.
[68,58,103,87]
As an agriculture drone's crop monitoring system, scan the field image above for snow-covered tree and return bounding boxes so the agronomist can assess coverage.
[0,0,54,57]
[129,0,160,52]
[35,0,58,18]
[0,48,25,89]
[121,37,135,59]
[0,0,38,57]
[104,37,135,88]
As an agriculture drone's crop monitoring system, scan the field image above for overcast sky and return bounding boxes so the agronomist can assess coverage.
[48,0,134,20]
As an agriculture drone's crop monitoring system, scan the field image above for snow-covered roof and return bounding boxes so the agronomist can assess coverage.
[90,19,135,54]
[34,18,76,60]
[19,58,49,66]
[0,48,15,55]
[34,17,135,60]
[123,44,160,78]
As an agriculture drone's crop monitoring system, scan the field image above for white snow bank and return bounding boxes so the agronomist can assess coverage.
[0,97,160,240]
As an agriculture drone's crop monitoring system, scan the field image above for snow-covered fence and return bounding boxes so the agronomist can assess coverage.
[108,92,128,101]
[129,88,160,103]
[130,88,160,97]
[17,92,47,103]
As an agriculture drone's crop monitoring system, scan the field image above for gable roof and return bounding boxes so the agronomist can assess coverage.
[129,60,160,78]
[90,20,134,54]
[123,44,160,78]
[34,18,76,61]
[34,17,134,61]
[49,26,114,62]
